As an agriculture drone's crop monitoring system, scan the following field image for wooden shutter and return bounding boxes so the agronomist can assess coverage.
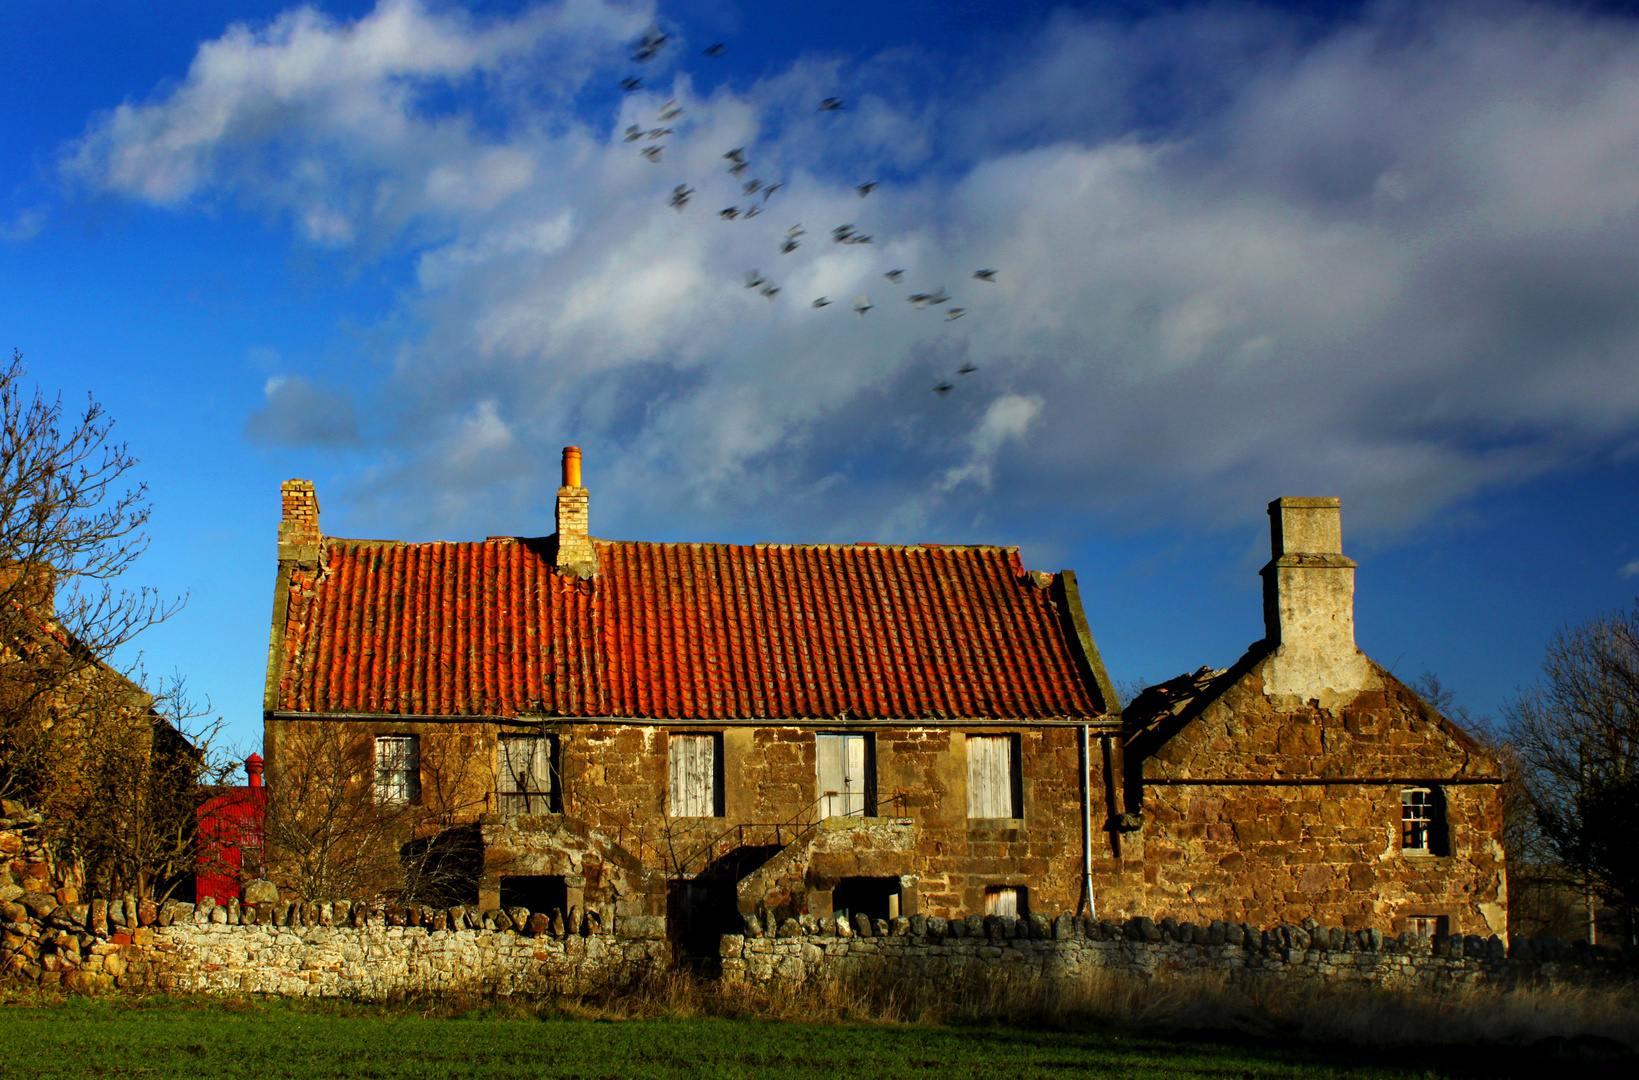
[499,736,552,813]
[966,735,1014,818]
[817,734,869,818]
[669,734,716,817]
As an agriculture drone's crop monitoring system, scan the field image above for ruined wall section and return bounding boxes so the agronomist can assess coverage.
[1133,659,1505,934]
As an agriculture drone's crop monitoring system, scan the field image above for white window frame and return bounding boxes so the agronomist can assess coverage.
[374,734,419,805]
[668,733,720,818]
[816,733,872,819]
[966,734,1020,819]
[497,733,557,815]
[1401,787,1441,854]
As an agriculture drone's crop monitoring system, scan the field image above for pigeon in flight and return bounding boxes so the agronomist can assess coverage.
[658,100,684,121]
[703,43,726,57]
[631,29,668,62]
[669,184,694,210]
[623,124,644,143]
[780,237,801,254]
[760,283,781,300]
[907,293,930,308]
[933,382,954,396]
[640,145,663,162]
[820,98,845,111]
[785,224,806,238]
[719,207,741,220]
[761,182,783,199]
[743,205,762,218]
[812,297,831,308]
[743,179,762,196]
[926,287,950,305]
[723,147,747,163]
[884,269,904,283]
[620,76,643,92]
[852,295,874,316]
[856,181,877,198]
[945,308,967,321]
[844,233,872,245]
[957,363,978,374]
[972,269,998,282]
[728,161,749,177]
[647,127,672,139]
[745,269,768,288]
[832,224,856,243]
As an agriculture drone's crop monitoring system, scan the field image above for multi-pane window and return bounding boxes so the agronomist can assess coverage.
[1401,787,1446,854]
[669,733,720,817]
[374,735,419,804]
[497,734,557,815]
[816,733,873,818]
[967,734,1020,819]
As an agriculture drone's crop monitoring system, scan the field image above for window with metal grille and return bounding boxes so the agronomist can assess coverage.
[1401,787,1447,854]
[966,734,1020,819]
[497,734,558,815]
[374,735,419,804]
[669,733,721,817]
[816,733,873,819]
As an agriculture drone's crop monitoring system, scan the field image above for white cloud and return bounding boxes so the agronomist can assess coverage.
[1621,559,1639,579]
[66,0,1639,543]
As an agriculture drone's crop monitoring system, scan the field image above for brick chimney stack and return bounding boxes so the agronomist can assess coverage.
[278,480,323,566]
[1259,497,1369,702]
[555,446,598,579]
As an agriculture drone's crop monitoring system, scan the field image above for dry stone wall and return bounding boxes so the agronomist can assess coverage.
[722,911,1638,992]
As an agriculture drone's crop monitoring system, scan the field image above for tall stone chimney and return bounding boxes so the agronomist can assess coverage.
[555,446,598,579]
[1259,497,1369,702]
[278,480,322,566]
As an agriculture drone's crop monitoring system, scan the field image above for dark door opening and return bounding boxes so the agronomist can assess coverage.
[832,876,901,922]
[668,876,739,957]
[500,875,567,914]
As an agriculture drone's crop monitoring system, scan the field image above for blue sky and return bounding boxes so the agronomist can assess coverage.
[4,0,1638,759]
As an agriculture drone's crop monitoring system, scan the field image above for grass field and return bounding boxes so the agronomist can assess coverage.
[0,995,1629,1080]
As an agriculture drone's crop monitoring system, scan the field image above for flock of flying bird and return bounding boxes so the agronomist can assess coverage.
[617,29,996,397]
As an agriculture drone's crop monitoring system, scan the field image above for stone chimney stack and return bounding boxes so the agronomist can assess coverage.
[555,446,598,579]
[1259,497,1369,702]
[278,480,322,566]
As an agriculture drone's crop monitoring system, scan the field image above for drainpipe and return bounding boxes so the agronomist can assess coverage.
[1080,723,1095,919]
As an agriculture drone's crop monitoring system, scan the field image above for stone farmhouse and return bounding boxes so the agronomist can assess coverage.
[261,449,1505,947]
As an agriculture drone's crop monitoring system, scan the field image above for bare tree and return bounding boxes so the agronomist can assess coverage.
[1503,601,1639,941]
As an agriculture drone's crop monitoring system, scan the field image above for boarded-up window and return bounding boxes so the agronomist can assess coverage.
[669,734,720,817]
[984,886,1026,917]
[966,735,1019,818]
[498,734,557,815]
[374,735,419,804]
[816,733,872,818]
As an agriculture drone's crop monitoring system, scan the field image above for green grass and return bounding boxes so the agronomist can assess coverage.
[0,996,1619,1079]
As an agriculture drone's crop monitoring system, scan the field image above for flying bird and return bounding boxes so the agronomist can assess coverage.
[745,269,768,288]
[647,127,672,139]
[620,76,643,92]
[631,29,668,62]
[832,224,855,242]
[640,146,663,162]
[945,308,967,321]
[812,297,831,308]
[743,205,762,218]
[907,293,930,307]
[856,181,877,198]
[669,184,694,210]
[623,124,643,142]
[957,363,978,374]
[819,98,845,111]
[728,161,749,176]
[926,287,950,305]
[760,283,781,300]
[785,224,806,238]
[723,147,746,162]
[761,182,783,199]
[658,100,684,121]
[743,179,762,196]
[884,269,904,283]
[719,207,741,220]
[933,382,953,396]
[852,295,873,316]
[703,43,726,57]
[844,233,872,244]
[780,237,801,254]
[972,269,998,282]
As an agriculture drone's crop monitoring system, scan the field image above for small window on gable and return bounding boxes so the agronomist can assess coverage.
[374,735,420,804]
[984,886,1028,918]
[1405,915,1448,939]
[669,733,722,817]
[967,734,1021,819]
[498,734,559,815]
[1401,787,1448,855]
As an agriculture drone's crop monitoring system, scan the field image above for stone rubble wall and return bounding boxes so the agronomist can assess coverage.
[722,911,1639,992]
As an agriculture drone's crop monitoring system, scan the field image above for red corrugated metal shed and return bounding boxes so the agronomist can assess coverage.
[273,537,1105,720]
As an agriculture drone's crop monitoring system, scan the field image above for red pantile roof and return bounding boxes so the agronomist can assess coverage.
[271,537,1110,721]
